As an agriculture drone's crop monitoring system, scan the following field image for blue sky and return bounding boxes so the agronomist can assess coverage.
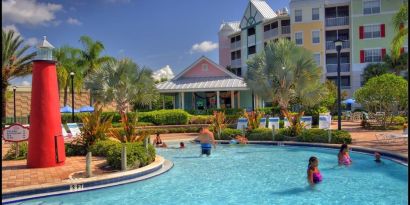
[2,0,289,85]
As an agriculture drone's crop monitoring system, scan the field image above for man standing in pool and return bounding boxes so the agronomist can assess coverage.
[197,127,216,157]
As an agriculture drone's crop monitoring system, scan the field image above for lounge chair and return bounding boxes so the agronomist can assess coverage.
[259,118,267,128]
[62,124,70,138]
[283,118,290,128]
[66,123,81,137]
[319,115,331,129]
[300,116,312,129]
[268,117,280,130]
[237,118,248,130]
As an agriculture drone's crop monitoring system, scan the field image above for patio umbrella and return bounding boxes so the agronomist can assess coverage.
[342,98,356,104]
[80,105,94,112]
[60,105,80,113]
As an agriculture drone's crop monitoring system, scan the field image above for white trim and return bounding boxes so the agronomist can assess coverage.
[294,9,302,22]
[313,52,321,66]
[311,30,320,44]
[351,10,396,18]
[362,23,383,40]
[295,31,303,45]
[362,0,381,15]
[158,87,249,93]
[312,7,320,21]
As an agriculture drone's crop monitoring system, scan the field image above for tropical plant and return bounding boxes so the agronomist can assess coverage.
[2,29,36,118]
[383,53,408,76]
[354,74,408,128]
[109,112,148,143]
[54,46,84,105]
[362,63,389,84]
[86,58,158,113]
[243,110,264,130]
[391,2,408,65]
[209,111,227,139]
[74,104,113,151]
[245,38,327,136]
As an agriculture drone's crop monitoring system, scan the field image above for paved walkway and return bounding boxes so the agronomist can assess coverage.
[2,121,407,193]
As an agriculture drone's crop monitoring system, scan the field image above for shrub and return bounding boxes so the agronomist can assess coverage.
[3,142,28,160]
[112,122,154,127]
[65,143,87,156]
[216,128,243,140]
[106,142,155,170]
[297,129,352,144]
[304,106,329,125]
[89,140,120,157]
[247,128,274,141]
[138,109,189,125]
[388,116,407,125]
[189,115,211,124]
[273,128,290,141]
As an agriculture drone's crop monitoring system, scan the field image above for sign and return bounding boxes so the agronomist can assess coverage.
[2,123,29,142]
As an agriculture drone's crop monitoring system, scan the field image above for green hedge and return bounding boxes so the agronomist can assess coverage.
[297,129,352,144]
[3,142,28,160]
[214,128,243,140]
[248,128,274,141]
[106,142,156,170]
[188,115,211,124]
[138,109,189,125]
[89,140,120,157]
[109,126,201,136]
[65,143,87,156]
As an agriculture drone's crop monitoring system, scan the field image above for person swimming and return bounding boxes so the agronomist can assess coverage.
[338,143,352,166]
[307,156,322,185]
[197,127,216,157]
[180,142,185,149]
[374,152,382,163]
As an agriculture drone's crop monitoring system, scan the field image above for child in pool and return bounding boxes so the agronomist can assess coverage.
[307,156,322,185]
[338,143,352,166]
[374,152,382,163]
[179,142,185,149]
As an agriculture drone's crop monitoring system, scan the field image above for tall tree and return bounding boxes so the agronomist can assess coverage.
[1,29,36,118]
[362,63,389,84]
[390,2,408,68]
[85,58,158,114]
[246,38,327,136]
[54,46,84,106]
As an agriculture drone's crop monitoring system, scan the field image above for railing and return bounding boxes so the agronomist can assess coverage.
[325,40,350,50]
[230,41,241,50]
[231,59,241,68]
[264,28,278,39]
[326,63,350,72]
[248,35,256,46]
[325,16,349,27]
[281,26,290,34]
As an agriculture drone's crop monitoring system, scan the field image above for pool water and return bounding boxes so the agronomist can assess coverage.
[12,144,408,205]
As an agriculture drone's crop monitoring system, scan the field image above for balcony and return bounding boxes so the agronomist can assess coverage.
[230,41,241,50]
[325,16,349,27]
[231,59,241,68]
[325,40,350,50]
[326,63,350,73]
[264,28,278,39]
[281,26,290,34]
[248,35,256,46]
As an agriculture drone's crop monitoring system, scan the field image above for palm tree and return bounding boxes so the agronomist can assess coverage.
[77,35,113,105]
[2,29,36,118]
[362,63,389,84]
[383,53,408,75]
[390,3,408,65]
[85,58,158,114]
[246,38,327,136]
[54,46,84,106]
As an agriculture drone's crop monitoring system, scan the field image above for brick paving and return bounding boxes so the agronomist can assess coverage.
[2,121,407,192]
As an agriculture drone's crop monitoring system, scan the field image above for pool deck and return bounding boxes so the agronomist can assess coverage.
[1,121,407,195]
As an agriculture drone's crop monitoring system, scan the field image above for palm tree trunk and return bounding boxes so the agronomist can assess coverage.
[64,84,68,106]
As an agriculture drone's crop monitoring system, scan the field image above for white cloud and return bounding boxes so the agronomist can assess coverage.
[190,41,218,54]
[21,80,31,86]
[2,0,63,26]
[2,24,21,37]
[152,65,175,81]
[26,37,38,46]
[67,17,82,26]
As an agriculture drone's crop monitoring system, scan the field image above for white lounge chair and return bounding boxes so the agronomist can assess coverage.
[62,124,71,138]
[283,117,290,128]
[66,123,81,138]
[268,117,280,130]
[300,116,312,129]
[237,118,248,130]
[259,118,267,128]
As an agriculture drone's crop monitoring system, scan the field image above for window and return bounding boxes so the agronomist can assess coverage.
[295,9,302,22]
[295,32,303,45]
[364,49,382,63]
[312,30,320,44]
[327,76,351,87]
[363,0,380,14]
[231,50,241,60]
[202,64,208,71]
[264,24,270,32]
[312,8,319,20]
[364,25,381,38]
[231,35,241,43]
[248,46,256,55]
[248,27,255,36]
[313,53,320,65]
[229,67,242,77]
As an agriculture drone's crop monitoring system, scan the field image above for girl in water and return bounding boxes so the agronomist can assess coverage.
[338,143,352,166]
[307,156,322,185]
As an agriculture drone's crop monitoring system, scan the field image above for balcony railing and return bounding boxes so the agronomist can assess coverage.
[325,16,349,27]
[231,59,241,68]
[325,40,350,50]
[230,41,241,50]
[264,28,278,39]
[281,26,290,34]
[326,63,350,73]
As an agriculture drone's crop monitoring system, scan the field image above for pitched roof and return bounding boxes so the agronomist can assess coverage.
[219,21,241,33]
[156,76,248,92]
[250,0,277,20]
[37,36,54,48]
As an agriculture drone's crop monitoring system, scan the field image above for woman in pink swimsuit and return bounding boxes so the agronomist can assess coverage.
[307,156,322,185]
[338,144,352,166]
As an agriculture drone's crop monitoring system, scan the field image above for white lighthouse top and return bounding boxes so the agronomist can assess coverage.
[37,36,54,49]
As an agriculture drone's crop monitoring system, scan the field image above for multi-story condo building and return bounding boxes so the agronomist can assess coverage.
[218,0,406,102]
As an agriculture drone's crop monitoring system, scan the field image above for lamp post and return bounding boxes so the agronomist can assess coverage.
[334,39,343,130]
[13,86,17,123]
[70,72,75,123]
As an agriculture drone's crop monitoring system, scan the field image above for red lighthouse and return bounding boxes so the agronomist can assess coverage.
[27,36,66,168]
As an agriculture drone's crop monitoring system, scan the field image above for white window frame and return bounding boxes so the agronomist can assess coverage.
[363,0,381,15]
[202,64,209,71]
[295,9,302,22]
[363,24,381,39]
[312,30,320,44]
[312,8,319,20]
[364,48,382,63]
[295,32,303,45]
[313,53,321,66]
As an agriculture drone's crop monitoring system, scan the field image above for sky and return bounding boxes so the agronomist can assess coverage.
[2,0,289,86]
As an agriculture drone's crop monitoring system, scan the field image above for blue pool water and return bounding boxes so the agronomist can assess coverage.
[12,144,408,205]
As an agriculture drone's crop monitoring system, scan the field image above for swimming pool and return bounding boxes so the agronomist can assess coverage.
[11,143,408,204]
